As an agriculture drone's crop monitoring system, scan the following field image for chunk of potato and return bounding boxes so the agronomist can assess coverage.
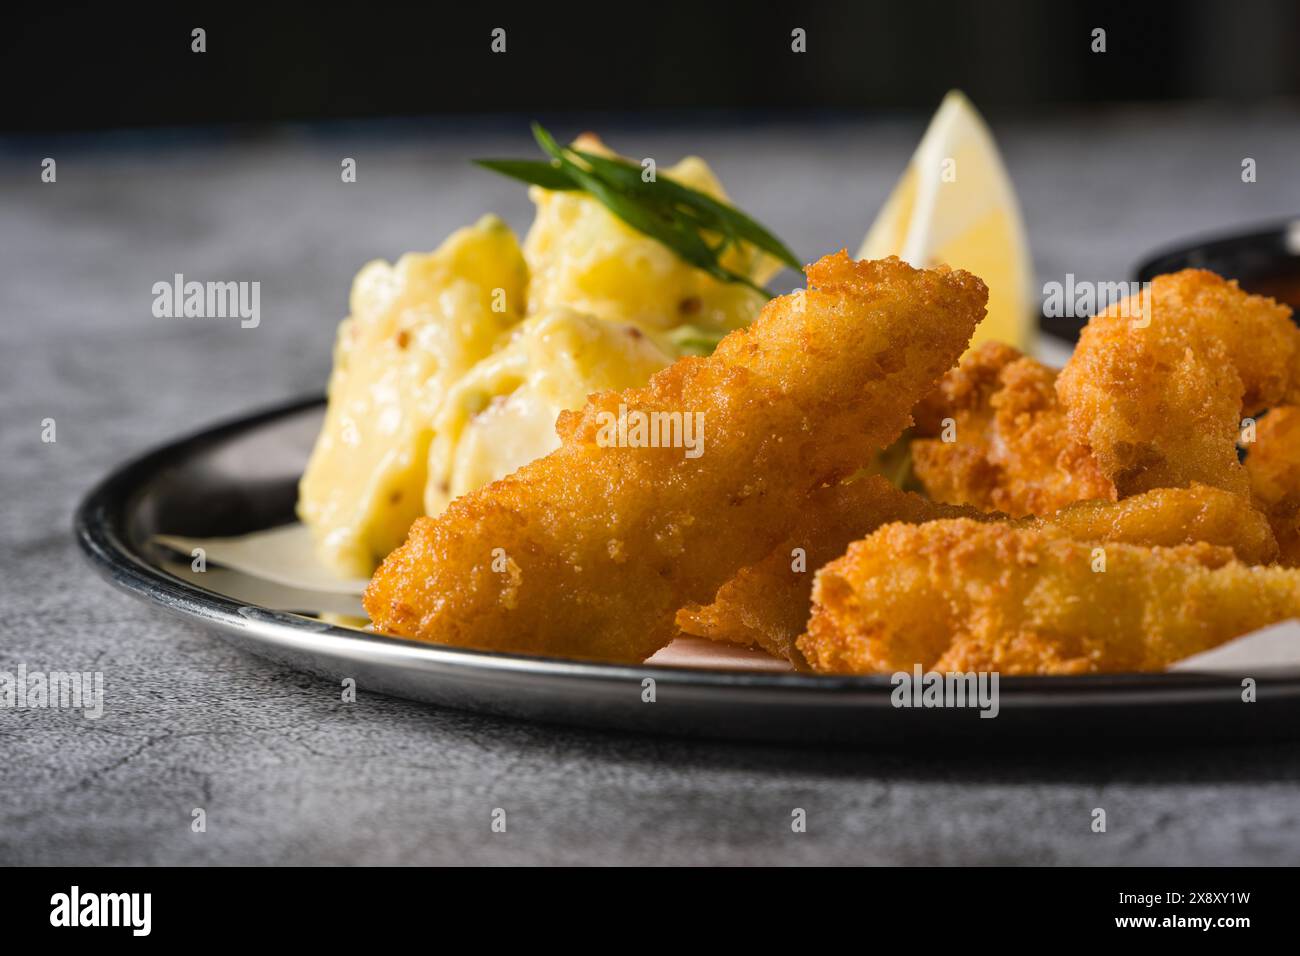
[297,215,526,577]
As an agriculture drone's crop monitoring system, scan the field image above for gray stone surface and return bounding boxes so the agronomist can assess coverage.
[3,107,1300,865]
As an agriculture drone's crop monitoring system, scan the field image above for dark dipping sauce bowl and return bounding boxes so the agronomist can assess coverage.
[1041,219,1300,342]
[1135,217,1300,314]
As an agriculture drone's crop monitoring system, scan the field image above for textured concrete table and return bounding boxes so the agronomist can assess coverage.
[3,107,1300,865]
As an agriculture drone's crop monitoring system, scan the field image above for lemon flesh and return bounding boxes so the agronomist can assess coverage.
[859,90,1034,352]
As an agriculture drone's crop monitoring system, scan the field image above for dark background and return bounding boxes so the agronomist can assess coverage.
[5,0,1299,133]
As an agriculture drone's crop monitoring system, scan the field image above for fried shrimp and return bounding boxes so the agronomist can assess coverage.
[798,520,1300,676]
[679,480,1275,665]
[1246,406,1300,566]
[1019,482,1278,566]
[364,253,987,661]
[675,475,983,662]
[1056,269,1300,497]
[911,342,1114,517]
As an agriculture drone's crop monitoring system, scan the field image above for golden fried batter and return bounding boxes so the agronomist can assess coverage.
[1020,482,1278,566]
[799,520,1300,676]
[1246,406,1300,566]
[1056,270,1300,497]
[680,481,1275,664]
[364,253,987,661]
[675,475,982,662]
[912,341,1114,516]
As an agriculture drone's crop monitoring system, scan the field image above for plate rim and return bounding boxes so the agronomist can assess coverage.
[73,395,1300,706]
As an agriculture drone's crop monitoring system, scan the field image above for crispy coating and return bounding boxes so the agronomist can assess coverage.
[679,481,1276,665]
[1246,406,1300,566]
[364,253,987,661]
[912,342,1114,517]
[1020,482,1278,566]
[911,340,1023,436]
[1056,269,1300,497]
[675,475,982,662]
[798,520,1300,675]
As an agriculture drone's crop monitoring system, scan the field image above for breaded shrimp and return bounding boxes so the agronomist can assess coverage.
[911,342,1114,517]
[680,481,1275,665]
[798,520,1300,676]
[364,253,987,661]
[675,475,983,662]
[1056,270,1300,497]
[1020,482,1278,566]
[1246,406,1300,566]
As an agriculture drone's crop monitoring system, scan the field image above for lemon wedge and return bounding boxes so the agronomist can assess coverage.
[858,90,1034,352]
